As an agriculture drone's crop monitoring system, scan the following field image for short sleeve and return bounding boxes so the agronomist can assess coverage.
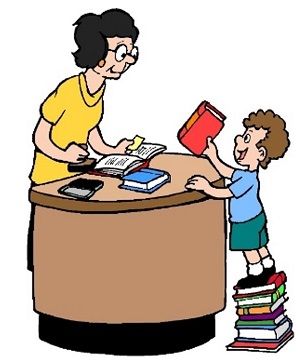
[229,170,254,198]
[40,85,66,124]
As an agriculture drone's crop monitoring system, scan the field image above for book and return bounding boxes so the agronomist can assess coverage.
[236,284,285,307]
[177,100,226,156]
[120,168,171,193]
[226,330,294,352]
[239,305,284,321]
[235,313,286,327]
[234,271,287,294]
[236,317,291,340]
[92,142,167,177]
[237,295,288,316]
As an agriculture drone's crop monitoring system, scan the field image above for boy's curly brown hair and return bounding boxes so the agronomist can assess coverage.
[243,109,290,169]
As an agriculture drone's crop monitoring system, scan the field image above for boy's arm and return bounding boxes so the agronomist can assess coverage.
[204,137,235,179]
[185,175,233,199]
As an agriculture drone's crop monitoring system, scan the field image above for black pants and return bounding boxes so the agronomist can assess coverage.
[27,182,36,271]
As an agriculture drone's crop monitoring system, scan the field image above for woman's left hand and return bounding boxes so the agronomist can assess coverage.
[114,138,134,154]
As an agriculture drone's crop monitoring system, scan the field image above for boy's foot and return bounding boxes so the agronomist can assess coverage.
[236,273,267,289]
[261,264,276,281]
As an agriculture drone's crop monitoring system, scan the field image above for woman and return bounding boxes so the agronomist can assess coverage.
[27,9,139,270]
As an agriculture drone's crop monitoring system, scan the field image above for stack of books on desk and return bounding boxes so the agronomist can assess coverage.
[226,271,294,352]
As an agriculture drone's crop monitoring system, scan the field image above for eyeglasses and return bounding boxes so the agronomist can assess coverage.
[108,44,139,63]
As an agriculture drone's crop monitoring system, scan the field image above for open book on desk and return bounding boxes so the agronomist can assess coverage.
[90,142,167,177]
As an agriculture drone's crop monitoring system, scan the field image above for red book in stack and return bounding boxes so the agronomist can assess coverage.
[177,100,226,156]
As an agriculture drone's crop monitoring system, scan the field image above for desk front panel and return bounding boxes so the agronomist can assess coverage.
[33,199,226,323]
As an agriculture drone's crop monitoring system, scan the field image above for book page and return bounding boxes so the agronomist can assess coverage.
[206,106,225,121]
[129,143,166,159]
[95,155,141,170]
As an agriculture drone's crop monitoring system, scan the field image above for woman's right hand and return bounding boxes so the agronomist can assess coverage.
[64,143,89,163]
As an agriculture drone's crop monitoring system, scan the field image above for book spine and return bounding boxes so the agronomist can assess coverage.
[236,319,279,327]
[237,306,271,315]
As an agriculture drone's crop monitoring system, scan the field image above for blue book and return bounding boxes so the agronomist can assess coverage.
[119,168,171,193]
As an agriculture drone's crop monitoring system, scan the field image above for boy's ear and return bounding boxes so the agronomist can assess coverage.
[258,146,267,162]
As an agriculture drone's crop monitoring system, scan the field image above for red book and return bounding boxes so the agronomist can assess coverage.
[226,331,294,353]
[177,100,226,156]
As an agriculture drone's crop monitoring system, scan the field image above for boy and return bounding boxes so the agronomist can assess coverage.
[185,109,290,288]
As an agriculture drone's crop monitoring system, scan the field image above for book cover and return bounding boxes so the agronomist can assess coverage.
[177,100,226,156]
[120,168,171,193]
[234,271,287,294]
[226,330,294,352]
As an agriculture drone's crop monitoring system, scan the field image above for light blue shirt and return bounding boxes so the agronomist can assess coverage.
[228,169,263,223]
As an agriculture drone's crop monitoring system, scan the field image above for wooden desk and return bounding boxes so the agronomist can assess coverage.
[29,153,227,355]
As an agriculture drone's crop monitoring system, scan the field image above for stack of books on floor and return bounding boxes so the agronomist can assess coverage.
[227,271,294,352]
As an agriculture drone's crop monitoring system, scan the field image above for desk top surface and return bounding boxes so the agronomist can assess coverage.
[30,153,223,213]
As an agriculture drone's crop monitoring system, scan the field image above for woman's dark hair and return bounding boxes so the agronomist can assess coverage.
[72,9,139,69]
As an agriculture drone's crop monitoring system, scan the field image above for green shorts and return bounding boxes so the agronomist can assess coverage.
[229,212,269,251]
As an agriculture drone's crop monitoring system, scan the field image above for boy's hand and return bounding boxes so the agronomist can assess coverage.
[185,175,210,192]
[203,137,218,159]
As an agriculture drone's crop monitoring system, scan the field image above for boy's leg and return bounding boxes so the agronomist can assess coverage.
[258,246,276,278]
[236,250,266,288]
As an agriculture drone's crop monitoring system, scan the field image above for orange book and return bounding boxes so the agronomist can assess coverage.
[177,100,226,156]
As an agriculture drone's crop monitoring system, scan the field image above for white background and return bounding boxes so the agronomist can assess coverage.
[1,0,299,360]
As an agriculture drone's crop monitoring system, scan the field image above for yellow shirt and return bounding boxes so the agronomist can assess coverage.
[30,73,105,184]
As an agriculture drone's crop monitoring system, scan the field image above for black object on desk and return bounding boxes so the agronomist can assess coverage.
[58,178,104,199]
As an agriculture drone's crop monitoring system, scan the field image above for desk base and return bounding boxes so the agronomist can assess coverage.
[38,313,215,355]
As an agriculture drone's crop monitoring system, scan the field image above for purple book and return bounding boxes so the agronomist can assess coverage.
[239,306,284,321]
